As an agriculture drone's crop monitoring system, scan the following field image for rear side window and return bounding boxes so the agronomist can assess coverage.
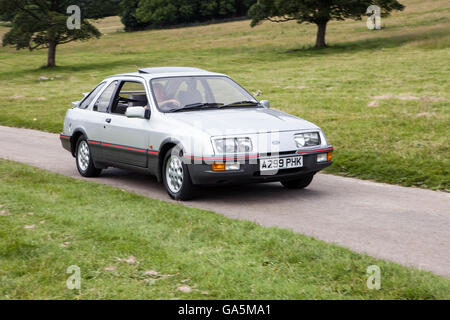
[93,81,118,113]
[78,82,106,109]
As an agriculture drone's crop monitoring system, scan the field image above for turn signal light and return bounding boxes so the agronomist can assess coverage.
[327,152,333,162]
[212,162,225,171]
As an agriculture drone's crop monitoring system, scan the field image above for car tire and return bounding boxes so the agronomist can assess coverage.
[281,174,314,189]
[162,147,195,201]
[75,135,102,177]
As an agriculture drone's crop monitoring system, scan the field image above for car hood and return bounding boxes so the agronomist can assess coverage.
[164,108,319,136]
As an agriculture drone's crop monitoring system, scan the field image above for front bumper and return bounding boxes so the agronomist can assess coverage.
[186,149,333,185]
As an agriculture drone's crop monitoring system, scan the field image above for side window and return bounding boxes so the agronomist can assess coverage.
[93,81,117,113]
[112,81,147,114]
[79,82,105,109]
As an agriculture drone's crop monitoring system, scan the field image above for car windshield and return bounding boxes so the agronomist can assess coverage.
[150,76,259,112]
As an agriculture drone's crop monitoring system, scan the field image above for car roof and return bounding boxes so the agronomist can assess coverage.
[139,67,207,74]
[107,66,225,80]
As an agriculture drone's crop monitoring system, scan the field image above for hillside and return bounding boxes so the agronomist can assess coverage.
[0,0,448,190]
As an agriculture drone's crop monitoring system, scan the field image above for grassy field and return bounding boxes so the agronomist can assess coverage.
[0,159,449,299]
[0,0,449,190]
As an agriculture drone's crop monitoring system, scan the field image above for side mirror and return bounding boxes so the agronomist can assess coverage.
[72,101,80,108]
[126,107,147,119]
[260,100,270,108]
[144,108,151,119]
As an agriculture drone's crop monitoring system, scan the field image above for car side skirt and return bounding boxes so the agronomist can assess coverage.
[87,139,159,175]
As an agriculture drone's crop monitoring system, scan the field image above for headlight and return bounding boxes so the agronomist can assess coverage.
[236,138,252,153]
[213,137,253,154]
[294,132,320,148]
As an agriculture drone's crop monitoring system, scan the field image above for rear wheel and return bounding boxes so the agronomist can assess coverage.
[281,174,314,189]
[162,147,195,200]
[76,136,102,177]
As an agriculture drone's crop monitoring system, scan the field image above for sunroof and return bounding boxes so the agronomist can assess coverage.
[138,67,207,74]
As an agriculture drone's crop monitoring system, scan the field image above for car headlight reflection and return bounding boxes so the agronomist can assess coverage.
[294,132,320,148]
[213,137,253,154]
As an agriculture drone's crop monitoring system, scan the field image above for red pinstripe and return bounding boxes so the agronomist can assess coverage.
[297,148,333,154]
[87,140,159,155]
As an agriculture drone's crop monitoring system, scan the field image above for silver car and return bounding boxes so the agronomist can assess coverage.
[60,67,333,200]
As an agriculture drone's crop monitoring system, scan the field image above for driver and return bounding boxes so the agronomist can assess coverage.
[152,83,180,109]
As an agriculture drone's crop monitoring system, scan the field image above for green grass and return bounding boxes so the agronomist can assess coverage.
[0,0,449,190]
[0,159,449,299]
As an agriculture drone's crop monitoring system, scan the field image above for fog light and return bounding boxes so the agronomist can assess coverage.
[317,153,327,163]
[212,162,225,171]
[327,152,333,162]
[225,162,240,170]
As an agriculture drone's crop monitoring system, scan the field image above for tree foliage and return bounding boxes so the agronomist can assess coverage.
[78,0,122,19]
[120,0,256,31]
[248,0,405,47]
[120,0,154,31]
[1,0,101,67]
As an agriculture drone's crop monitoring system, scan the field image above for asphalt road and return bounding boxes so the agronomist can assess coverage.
[0,125,449,277]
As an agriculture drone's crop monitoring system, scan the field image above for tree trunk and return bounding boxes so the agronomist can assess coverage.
[315,21,328,48]
[47,41,57,67]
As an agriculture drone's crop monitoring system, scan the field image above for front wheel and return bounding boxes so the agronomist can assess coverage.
[162,147,195,200]
[76,136,102,177]
[281,174,314,189]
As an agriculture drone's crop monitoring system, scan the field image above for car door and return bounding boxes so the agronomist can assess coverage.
[101,80,150,168]
[73,81,108,161]
[83,80,119,162]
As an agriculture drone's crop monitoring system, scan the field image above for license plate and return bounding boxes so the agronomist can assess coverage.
[259,156,303,171]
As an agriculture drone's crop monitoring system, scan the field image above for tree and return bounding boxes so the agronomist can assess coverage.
[120,0,256,31]
[78,0,122,19]
[1,0,102,67]
[248,0,405,48]
[120,0,148,31]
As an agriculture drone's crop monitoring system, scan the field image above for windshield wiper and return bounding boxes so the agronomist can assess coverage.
[170,102,224,112]
[220,100,260,108]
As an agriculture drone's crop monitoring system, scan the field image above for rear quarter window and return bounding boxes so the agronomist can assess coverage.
[78,82,106,109]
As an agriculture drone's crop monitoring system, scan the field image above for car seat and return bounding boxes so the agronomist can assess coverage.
[178,80,203,106]
[129,94,148,107]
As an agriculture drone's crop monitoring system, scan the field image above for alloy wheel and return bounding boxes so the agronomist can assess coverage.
[165,155,184,193]
[77,140,90,172]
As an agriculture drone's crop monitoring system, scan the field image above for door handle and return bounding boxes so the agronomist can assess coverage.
[105,118,111,123]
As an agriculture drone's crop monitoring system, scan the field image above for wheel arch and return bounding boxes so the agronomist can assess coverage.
[70,128,89,157]
[157,138,186,183]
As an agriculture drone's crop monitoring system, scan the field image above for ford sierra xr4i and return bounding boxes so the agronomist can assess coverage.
[60,67,333,200]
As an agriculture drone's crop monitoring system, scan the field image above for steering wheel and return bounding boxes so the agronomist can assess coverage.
[118,96,141,104]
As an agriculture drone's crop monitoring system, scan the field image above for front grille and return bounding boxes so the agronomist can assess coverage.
[259,150,297,158]
[253,167,305,177]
